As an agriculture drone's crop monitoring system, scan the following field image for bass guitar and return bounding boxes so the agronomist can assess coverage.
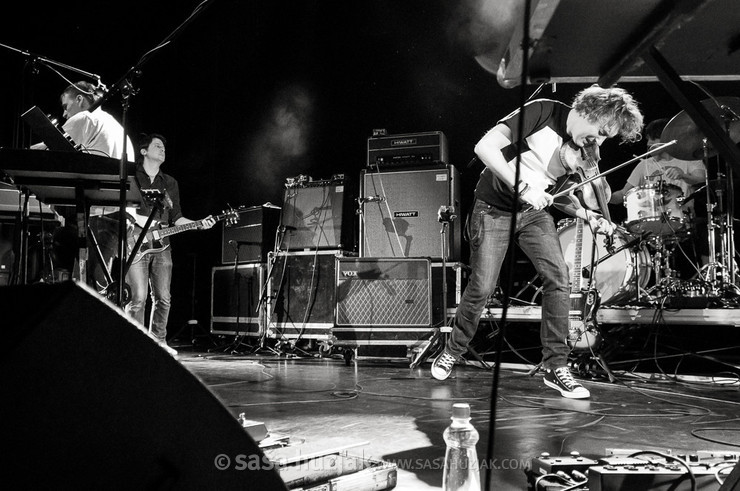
[127,206,243,264]
[567,217,602,351]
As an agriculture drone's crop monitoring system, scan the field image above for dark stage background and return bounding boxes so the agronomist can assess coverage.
[2,0,737,332]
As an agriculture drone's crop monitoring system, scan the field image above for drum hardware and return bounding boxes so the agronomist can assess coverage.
[644,235,684,299]
[623,180,687,237]
[558,219,652,306]
[662,96,740,301]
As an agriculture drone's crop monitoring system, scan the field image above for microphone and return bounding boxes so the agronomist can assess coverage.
[95,76,108,94]
[437,205,457,223]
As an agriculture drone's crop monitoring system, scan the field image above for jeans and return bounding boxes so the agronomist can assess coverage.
[448,199,571,369]
[125,248,173,343]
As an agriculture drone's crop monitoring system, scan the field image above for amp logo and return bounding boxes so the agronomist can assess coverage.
[342,271,358,277]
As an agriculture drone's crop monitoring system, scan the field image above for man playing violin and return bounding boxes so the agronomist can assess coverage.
[431,85,644,399]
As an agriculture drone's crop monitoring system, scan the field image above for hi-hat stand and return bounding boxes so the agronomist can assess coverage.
[695,140,740,300]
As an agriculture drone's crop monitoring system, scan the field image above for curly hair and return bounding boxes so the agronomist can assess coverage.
[572,85,644,143]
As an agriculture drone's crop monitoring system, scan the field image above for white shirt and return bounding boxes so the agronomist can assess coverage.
[63,107,134,161]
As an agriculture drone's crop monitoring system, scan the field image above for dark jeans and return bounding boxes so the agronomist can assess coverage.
[125,248,173,342]
[448,199,571,369]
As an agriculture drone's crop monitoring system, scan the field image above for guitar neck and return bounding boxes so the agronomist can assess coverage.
[571,218,584,292]
[156,220,202,239]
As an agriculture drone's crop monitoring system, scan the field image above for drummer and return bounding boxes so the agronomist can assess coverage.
[609,118,708,265]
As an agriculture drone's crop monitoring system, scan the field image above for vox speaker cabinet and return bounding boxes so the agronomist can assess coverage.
[333,257,432,346]
[221,205,280,264]
[210,263,265,337]
[367,131,448,169]
[266,250,348,341]
[279,175,355,252]
[360,165,460,261]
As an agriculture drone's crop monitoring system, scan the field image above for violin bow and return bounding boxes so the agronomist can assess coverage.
[549,140,677,199]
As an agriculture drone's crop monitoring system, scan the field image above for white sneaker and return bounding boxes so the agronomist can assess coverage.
[431,350,457,380]
[544,366,590,399]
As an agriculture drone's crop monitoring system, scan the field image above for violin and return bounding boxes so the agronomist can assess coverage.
[559,140,615,251]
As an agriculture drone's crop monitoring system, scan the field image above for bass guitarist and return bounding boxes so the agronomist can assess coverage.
[431,86,644,399]
[125,133,216,356]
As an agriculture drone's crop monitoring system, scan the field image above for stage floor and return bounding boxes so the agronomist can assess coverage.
[174,338,740,490]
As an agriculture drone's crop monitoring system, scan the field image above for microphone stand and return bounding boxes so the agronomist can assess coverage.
[410,207,490,370]
[233,242,243,340]
[255,225,288,356]
[85,0,216,306]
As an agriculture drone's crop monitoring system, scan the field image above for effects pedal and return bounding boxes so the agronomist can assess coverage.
[526,451,595,490]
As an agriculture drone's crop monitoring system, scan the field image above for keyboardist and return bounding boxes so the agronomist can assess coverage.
[28,81,135,289]
[30,81,134,161]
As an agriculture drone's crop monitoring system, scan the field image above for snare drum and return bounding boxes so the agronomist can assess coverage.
[558,219,652,305]
[624,183,686,236]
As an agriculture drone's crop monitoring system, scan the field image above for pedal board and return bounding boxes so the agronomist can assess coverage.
[590,449,739,491]
[527,449,739,491]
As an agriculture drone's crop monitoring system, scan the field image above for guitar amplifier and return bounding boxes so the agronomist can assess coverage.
[335,257,431,327]
[279,175,355,251]
[367,131,448,169]
[333,257,432,347]
[221,205,280,264]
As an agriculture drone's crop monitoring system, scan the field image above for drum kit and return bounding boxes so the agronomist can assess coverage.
[560,96,740,308]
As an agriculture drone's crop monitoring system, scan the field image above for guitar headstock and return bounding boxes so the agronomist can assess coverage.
[221,205,245,227]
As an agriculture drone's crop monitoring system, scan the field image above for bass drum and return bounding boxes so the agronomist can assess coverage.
[558,219,652,306]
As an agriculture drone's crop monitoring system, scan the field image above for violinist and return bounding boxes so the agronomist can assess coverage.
[431,85,644,400]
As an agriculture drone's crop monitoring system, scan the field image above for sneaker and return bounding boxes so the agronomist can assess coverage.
[543,367,590,399]
[431,349,457,380]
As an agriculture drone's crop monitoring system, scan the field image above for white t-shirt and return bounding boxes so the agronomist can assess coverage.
[63,107,134,161]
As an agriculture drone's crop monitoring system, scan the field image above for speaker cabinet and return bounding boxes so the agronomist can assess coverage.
[211,263,264,336]
[279,178,354,251]
[267,250,346,340]
[221,205,280,264]
[360,165,460,260]
[335,257,431,327]
[0,281,286,489]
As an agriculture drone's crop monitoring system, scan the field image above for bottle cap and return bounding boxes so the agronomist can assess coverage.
[451,403,470,419]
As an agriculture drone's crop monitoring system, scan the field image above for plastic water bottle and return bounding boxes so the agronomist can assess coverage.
[442,402,481,491]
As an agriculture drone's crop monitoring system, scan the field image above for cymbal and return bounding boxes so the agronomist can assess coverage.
[691,177,738,196]
[661,97,740,161]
